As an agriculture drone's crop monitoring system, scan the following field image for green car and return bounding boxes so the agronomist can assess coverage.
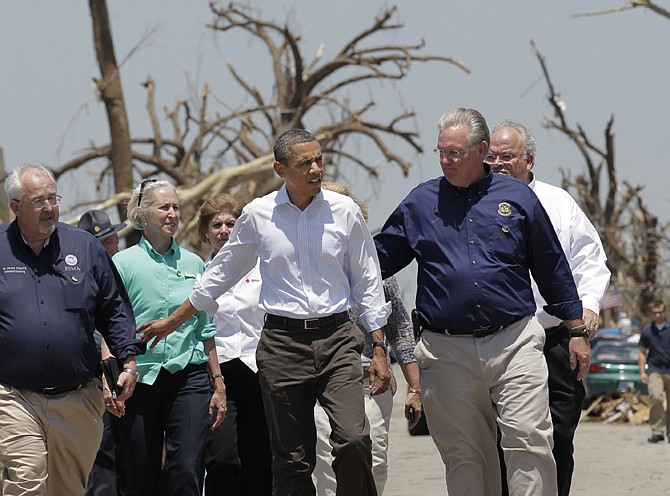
[583,341,648,401]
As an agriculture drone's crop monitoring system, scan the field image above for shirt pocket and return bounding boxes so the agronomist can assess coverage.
[487,214,527,264]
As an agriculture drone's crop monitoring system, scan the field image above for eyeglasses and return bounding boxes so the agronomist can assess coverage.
[137,179,158,206]
[17,195,62,209]
[433,148,467,160]
[484,153,525,165]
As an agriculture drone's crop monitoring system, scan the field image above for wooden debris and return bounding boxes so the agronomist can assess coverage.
[581,393,649,424]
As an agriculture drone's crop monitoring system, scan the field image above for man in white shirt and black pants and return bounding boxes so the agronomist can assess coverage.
[138,129,391,496]
[489,121,610,496]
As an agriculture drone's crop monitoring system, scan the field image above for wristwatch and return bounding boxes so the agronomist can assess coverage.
[122,368,140,381]
[372,341,388,352]
[569,325,589,339]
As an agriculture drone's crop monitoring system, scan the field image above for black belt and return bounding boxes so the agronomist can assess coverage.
[40,381,88,396]
[423,316,524,338]
[265,311,349,330]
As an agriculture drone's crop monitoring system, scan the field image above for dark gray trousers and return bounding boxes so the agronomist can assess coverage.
[257,319,376,496]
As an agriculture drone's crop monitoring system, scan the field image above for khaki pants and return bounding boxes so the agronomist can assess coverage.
[313,386,394,496]
[647,372,670,435]
[0,381,104,496]
[414,316,557,496]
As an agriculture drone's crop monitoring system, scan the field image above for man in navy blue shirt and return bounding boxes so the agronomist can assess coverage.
[374,108,590,496]
[0,164,145,496]
[639,300,670,443]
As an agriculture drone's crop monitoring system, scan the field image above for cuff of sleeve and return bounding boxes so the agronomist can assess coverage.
[189,288,217,313]
[580,296,601,316]
[357,301,392,333]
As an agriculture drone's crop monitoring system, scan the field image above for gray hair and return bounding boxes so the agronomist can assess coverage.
[273,129,318,164]
[126,179,177,230]
[4,163,56,202]
[437,108,490,150]
[492,120,537,157]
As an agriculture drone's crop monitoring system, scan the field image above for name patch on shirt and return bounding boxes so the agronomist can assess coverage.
[2,265,27,274]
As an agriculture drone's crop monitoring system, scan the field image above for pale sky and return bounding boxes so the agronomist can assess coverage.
[2,1,669,301]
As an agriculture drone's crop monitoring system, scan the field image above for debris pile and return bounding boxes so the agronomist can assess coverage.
[581,394,650,424]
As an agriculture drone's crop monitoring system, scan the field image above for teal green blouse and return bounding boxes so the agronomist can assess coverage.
[113,237,215,385]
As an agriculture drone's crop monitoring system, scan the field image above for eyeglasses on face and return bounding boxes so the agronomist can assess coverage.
[17,195,62,209]
[137,179,158,206]
[484,153,525,165]
[433,148,467,160]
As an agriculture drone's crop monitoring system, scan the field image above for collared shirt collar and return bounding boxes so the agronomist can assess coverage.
[137,235,177,260]
[443,164,493,197]
[274,183,324,208]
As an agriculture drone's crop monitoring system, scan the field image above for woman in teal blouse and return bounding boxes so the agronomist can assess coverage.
[112,179,226,496]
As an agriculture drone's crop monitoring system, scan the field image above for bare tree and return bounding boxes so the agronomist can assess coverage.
[531,40,670,322]
[58,1,468,253]
[573,0,670,22]
[87,0,133,226]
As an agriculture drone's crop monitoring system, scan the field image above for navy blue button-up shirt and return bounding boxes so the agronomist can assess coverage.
[0,221,146,390]
[375,171,582,331]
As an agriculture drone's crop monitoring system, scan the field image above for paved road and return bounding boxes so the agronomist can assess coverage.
[385,365,670,495]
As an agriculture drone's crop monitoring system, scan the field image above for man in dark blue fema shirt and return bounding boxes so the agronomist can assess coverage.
[0,164,145,496]
[374,108,590,496]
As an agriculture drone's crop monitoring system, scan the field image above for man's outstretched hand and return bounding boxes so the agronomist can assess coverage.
[137,318,176,349]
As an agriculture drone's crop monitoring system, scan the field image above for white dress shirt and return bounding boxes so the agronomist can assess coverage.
[204,255,263,373]
[190,185,390,333]
[529,176,611,328]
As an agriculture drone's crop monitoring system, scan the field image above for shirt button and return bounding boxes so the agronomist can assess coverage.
[469,218,473,223]
[43,321,47,325]
[476,304,481,309]
[474,281,479,286]
[471,260,476,265]
[470,240,474,244]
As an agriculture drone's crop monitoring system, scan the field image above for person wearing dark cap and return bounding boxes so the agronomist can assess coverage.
[78,210,128,496]
[78,209,126,257]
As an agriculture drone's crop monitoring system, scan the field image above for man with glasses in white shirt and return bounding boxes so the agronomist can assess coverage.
[138,129,391,496]
[488,120,609,496]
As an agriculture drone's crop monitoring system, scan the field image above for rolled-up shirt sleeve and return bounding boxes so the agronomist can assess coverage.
[346,209,390,333]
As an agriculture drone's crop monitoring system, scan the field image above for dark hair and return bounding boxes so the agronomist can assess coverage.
[650,300,666,311]
[197,193,245,244]
[273,129,318,164]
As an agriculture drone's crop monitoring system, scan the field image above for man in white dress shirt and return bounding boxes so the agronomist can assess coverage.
[138,129,391,496]
[488,120,610,496]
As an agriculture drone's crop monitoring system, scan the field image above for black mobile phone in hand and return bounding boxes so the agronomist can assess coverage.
[409,406,416,424]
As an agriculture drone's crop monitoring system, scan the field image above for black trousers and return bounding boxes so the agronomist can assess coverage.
[204,358,273,496]
[85,409,119,495]
[500,324,584,496]
[115,364,211,496]
[257,319,377,496]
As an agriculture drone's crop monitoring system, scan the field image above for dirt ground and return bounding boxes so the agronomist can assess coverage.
[385,364,670,495]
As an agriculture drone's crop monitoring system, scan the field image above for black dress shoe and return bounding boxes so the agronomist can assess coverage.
[648,434,665,443]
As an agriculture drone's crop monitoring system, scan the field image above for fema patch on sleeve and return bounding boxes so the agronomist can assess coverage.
[497,202,512,217]
[65,254,78,266]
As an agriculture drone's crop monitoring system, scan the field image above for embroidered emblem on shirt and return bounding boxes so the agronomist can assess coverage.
[497,202,512,217]
[65,254,78,266]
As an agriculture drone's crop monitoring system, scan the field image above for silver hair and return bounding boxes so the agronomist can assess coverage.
[126,179,177,230]
[4,163,56,203]
[437,108,490,150]
[492,120,537,156]
[273,129,318,164]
